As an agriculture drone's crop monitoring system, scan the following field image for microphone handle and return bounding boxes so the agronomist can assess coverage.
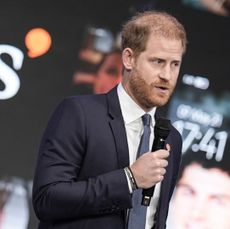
[141,138,166,206]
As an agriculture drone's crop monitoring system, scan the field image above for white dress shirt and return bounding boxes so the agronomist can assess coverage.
[117,83,161,229]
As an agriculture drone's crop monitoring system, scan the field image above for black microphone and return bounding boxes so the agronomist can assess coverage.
[141,117,171,206]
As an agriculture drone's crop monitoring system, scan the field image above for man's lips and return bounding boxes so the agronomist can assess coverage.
[154,85,170,91]
[157,86,168,90]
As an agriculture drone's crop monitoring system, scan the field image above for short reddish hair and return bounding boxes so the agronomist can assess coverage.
[121,11,187,57]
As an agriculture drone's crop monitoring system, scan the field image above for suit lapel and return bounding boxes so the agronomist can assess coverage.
[106,87,130,169]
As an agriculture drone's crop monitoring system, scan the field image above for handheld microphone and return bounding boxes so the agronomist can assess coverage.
[141,117,171,206]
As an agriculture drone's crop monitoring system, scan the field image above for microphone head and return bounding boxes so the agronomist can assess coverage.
[155,118,171,139]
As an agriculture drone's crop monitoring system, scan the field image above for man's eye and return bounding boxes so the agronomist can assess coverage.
[152,59,163,64]
[210,196,225,205]
[173,62,180,67]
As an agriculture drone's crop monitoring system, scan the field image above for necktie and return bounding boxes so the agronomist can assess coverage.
[128,114,151,229]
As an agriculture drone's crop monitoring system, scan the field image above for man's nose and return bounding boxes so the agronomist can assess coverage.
[159,66,171,81]
[189,198,207,221]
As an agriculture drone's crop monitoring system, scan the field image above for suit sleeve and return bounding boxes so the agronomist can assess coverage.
[32,98,132,221]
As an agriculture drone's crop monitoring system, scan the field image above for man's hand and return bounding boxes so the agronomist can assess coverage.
[130,144,170,189]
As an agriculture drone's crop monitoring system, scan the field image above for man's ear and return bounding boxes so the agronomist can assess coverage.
[122,48,134,71]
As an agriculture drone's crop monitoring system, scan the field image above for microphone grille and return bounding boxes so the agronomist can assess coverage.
[155,118,171,139]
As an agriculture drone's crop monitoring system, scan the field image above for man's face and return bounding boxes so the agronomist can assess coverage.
[171,163,230,229]
[123,34,183,111]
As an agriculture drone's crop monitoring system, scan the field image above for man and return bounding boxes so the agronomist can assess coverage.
[33,11,187,229]
[168,149,230,229]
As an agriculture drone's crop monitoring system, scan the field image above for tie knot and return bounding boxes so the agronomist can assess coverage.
[142,114,151,127]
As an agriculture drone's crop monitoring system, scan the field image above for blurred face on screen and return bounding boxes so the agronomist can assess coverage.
[171,163,230,229]
[94,52,122,94]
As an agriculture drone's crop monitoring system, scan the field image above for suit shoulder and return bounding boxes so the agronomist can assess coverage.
[56,94,108,116]
[54,94,106,110]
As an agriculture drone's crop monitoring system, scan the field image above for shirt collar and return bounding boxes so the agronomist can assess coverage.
[117,83,156,125]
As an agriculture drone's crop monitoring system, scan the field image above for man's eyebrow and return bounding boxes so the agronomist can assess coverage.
[210,193,230,200]
[177,183,230,200]
[149,57,164,60]
[149,57,182,62]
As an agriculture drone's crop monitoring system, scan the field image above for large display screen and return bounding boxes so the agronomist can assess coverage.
[0,0,229,228]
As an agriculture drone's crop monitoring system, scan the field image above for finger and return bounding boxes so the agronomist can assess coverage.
[153,150,169,159]
[166,143,171,152]
[161,168,166,175]
[159,159,168,168]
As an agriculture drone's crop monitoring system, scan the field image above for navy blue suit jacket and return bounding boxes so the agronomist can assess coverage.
[33,86,182,229]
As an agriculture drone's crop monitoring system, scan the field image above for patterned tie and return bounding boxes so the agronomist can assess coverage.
[128,114,151,229]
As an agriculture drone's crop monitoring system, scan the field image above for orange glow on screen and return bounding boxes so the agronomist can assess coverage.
[25,28,52,58]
